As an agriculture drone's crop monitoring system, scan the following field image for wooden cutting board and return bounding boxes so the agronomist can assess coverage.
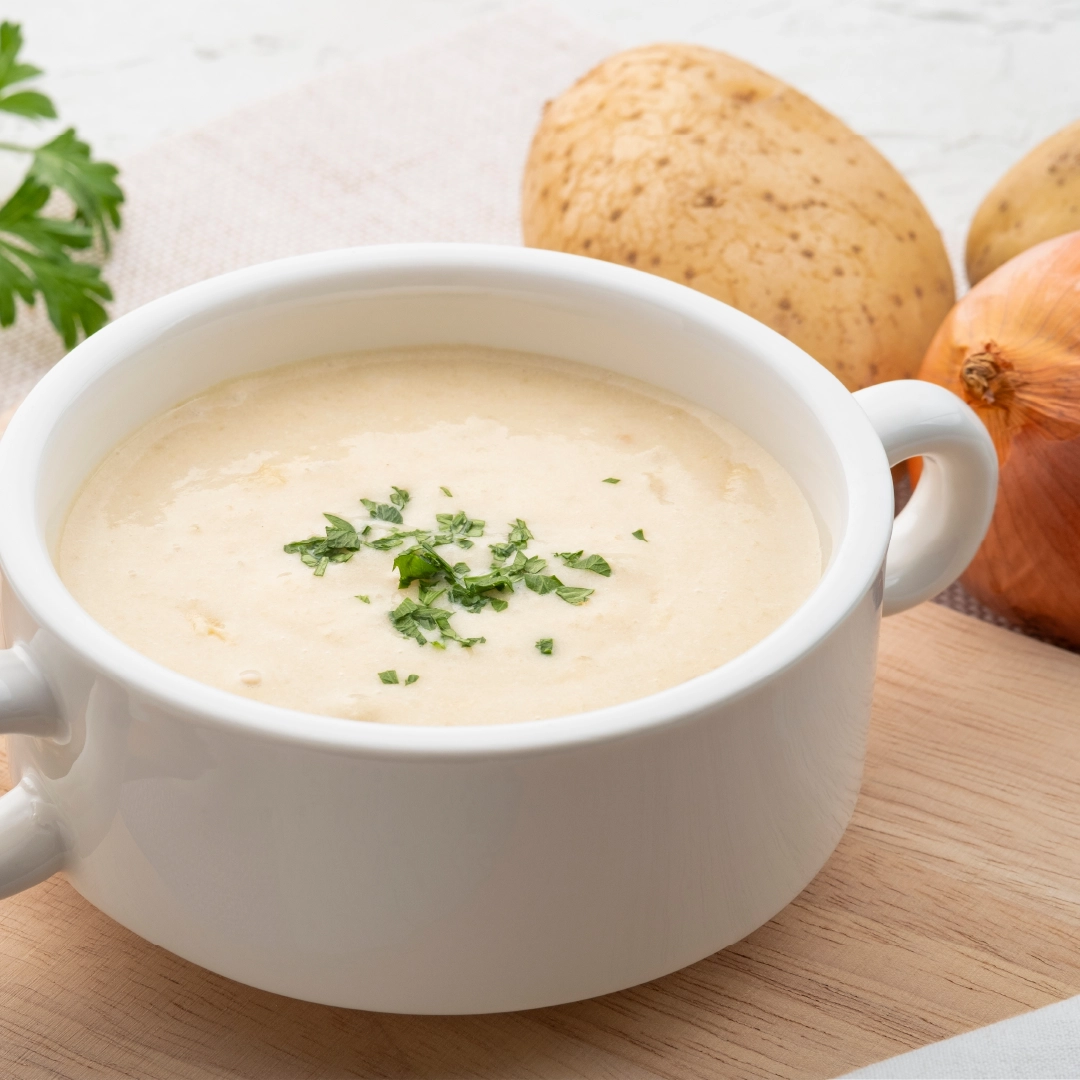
[2,601,1080,1079]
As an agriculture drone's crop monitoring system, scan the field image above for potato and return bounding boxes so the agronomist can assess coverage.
[966,119,1080,286]
[522,44,955,391]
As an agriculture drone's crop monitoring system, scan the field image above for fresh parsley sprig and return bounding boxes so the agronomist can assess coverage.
[0,22,124,347]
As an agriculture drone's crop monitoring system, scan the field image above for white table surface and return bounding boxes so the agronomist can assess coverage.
[6,0,1080,284]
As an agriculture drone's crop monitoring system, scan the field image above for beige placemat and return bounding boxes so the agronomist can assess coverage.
[0,5,612,413]
[0,4,1044,646]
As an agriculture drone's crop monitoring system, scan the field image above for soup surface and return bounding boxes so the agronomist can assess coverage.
[59,347,821,726]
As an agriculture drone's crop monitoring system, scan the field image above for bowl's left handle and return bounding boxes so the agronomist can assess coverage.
[0,645,68,899]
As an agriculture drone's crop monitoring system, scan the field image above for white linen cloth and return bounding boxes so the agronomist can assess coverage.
[0,7,1076,1075]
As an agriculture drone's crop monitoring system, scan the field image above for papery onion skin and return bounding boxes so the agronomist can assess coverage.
[914,229,1080,644]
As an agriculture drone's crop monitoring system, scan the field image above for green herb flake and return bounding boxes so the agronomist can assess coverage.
[632,529,647,542]
[368,534,405,551]
[508,519,533,547]
[378,670,399,685]
[356,594,371,604]
[393,549,441,588]
[524,573,563,595]
[554,550,612,577]
[440,486,453,497]
[405,673,419,685]
[536,638,553,656]
[556,585,594,606]
[360,491,409,525]
[434,510,485,549]
[602,477,621,484]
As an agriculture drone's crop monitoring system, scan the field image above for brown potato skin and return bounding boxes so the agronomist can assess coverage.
[966,119,1080,286]
[522,44,954,391]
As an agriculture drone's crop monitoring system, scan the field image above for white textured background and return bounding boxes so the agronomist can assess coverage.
[4,0,1080,281]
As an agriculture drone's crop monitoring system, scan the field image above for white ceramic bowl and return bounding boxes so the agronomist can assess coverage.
[0,245,996,1013]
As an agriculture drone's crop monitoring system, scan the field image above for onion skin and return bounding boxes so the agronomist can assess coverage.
[914,230,1080,644]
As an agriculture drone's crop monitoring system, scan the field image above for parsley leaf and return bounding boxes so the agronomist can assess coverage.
[367,534,405,551]
[323,513,359,548]
[284,512,363,574]
[536,638,554,655]
[488,540,517,562]
[632,529,647,541]
[556,586,594,605]
[440,486,452,497]
[602,477,621,484]
[0,23,55,120]
[393,549,441,588]
[405,673,419,685]
[361,497,404,525]
[0,23,124,348]
[508,519,533,547]
[434,510,485,549]
[29,129,123,251]
[356,594,371,604]
[378,670,399,684]
[554,550,612,577]
[0,176,112,347]
[524,573,563,595]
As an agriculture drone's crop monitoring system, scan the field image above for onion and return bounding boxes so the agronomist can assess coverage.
[914,230,1080,644]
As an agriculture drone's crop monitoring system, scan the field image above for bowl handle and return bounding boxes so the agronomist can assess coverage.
[854,380,998,617]
[0,646,68,899]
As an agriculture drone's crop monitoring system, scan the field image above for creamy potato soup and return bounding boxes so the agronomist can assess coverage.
[59,347,822,726]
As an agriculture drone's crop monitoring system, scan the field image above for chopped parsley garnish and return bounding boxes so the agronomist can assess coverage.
[285,489,612,666]
[356,594,370,604]
[440,486,453,497]
[405,674,419,685]
[632,529,647,541]
[554,550,612,577]
[602,477,621,484]
[378,669,399,684]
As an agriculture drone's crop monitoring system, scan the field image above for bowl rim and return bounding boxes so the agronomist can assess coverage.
[0,243,893,760]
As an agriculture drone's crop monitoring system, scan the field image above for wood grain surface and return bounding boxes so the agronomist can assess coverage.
[2,602,1080,1079]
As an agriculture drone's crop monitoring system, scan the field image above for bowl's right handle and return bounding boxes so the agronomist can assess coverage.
[0,645,68,900]
[854,380,998,617]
